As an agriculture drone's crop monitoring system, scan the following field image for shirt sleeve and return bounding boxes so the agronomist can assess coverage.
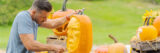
[17,14,33,34]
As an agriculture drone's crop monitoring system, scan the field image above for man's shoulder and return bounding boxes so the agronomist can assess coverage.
[16,11,31,20]
[15,11,32,23]
[17,11,29,17]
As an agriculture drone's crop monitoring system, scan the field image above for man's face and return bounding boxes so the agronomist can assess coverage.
[33,10,50,24]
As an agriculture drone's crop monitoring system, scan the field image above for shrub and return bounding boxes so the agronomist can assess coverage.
[0,0,33,25]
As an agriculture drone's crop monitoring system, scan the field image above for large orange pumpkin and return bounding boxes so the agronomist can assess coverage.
[137,17,158,41]
[66,11,92,53]
[51,0,75,36]
[153,16,160,36]
[108,35,127,53]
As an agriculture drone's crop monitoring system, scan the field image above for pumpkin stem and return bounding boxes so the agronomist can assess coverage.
[143,17,148,26]
[62,0,68,11]
[147,16,151,25]
[78,8,85,15]
[108,34,118,43]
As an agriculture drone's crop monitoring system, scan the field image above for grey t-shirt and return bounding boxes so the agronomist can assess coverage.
[6,11,38,53]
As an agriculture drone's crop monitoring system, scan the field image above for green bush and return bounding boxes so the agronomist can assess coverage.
[0,0,33,25]
[79,0,105,1]
[139,0,160,4]
[155,0,160,4]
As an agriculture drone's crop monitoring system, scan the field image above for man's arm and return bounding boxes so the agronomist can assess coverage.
[40,10,83,29]
[19,34,64,52]
[40,16,67,29]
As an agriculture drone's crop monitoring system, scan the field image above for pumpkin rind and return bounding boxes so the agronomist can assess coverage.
[137,25,158,41]
[108,35,127,53]
[108,43,126,53]
[153,16,160,36]
[95,46,108,53]
[67,15,92,53]
[52,9,75,19]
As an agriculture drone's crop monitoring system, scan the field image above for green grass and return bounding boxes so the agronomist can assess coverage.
[0,26,10,49]
[1,0,160,49]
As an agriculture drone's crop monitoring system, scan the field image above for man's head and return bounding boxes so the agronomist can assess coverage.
[30,0,52,24]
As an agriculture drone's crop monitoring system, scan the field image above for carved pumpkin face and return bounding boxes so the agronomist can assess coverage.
[66,14,92,53]
[153,16,160,36]
[51,9,75,36]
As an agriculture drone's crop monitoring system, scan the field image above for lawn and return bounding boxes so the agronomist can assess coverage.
[0,0,160,49]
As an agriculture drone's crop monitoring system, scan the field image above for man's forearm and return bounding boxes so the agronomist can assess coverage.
[40,17,67,29]
[27,40,55,52]
[51,17,67,28]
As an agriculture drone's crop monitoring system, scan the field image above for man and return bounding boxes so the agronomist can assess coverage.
[6,0,78,53]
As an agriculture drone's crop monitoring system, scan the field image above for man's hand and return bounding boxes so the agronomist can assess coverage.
[65,13,74,21]
[52,45,65,53]
[65,9,83,21]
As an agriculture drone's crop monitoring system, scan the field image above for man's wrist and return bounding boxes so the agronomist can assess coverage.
[47,44,56,51]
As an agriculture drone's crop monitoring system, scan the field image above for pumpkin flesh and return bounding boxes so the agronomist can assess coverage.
[67,15,92,53]
[51,9,75,36]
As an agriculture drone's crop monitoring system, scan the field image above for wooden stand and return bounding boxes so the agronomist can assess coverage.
[47,36,66,53]
[131,41,160,53]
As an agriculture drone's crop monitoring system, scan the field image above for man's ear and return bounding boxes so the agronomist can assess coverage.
[31,10,36,15]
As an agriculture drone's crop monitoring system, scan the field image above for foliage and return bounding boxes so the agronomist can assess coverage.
[155,0,160,4]
[0,0,33,25]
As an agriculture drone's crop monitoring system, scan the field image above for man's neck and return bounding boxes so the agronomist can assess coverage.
[28,9,34,21]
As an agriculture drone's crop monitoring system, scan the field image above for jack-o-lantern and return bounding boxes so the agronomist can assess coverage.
[51,0,75,36]
[108,35,127,53]
[137,17,158,41]
[66,11,92,53]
